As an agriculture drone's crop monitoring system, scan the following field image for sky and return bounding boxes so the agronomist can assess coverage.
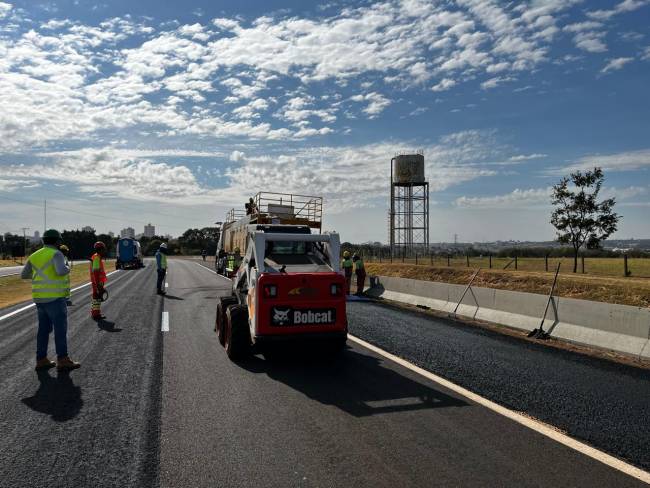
[0,0,649,243]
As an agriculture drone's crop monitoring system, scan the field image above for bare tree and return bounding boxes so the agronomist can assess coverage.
[551,167,619,273]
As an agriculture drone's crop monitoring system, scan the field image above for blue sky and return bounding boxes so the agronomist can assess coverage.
[0,0,649,242]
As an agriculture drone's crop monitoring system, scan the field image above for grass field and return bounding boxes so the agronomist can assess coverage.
[365,262,650,308]
[0,260,115,309]
[0,259,23,267]
[365,255,650,279]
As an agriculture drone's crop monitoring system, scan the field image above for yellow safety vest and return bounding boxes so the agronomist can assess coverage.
[28,247,69,301]
[161,252,167,270]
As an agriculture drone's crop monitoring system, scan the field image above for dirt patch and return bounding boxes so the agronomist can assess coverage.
[366,263,650,308]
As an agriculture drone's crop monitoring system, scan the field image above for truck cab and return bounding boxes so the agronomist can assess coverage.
[214,193,347,360]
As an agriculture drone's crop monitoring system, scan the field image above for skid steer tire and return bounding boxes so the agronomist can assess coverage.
[216,297,238,346]
[225,305,251,361]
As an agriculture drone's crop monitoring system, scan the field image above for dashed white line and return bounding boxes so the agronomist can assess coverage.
[0,269,122,322]
[161,311,169,332]
[348,334,650,485]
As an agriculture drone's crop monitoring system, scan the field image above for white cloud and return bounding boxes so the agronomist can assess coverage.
[642,46,650,60]
[454,185,648,208]
[350,92,391,118]
[481,76,514,90]
[588,0,650,21]
[554,149,650,173]
[455,187,551,208]
[508,153,547,161]
[431,78,456,92]
[0,2,11,18]
[601,57,634,74]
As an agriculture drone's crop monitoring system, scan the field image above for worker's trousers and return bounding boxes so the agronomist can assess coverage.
[91,284,102,318]
[355,271,366,295]
[36,298,68,360]
[157,269,166,293]
[344,272,352,295]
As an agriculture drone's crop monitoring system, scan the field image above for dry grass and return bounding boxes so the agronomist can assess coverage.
[0,259,23,267]
[367,256,650,278]
[0,260,115,309]
[366,262,650,308]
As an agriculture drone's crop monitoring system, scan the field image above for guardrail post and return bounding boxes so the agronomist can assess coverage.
[581,255,585,274]
[447,254,450,267]
[514,255,518,270]
[624,254,629,277]
[466,254,469,267]
[489,253,492,269]
[430,252,433,265]
[415,253,418,265]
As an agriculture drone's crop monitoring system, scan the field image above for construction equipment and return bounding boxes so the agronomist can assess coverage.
[214,192,346,360]
[116,237,143,270]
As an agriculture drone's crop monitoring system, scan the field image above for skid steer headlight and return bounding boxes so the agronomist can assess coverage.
[330,283,341,296]
[264,284,277,298]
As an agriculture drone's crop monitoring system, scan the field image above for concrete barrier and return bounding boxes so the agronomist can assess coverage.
[366,276,650,360]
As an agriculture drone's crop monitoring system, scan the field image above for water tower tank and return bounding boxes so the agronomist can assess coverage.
[393,154,425,184]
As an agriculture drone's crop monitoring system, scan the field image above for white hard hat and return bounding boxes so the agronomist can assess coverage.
[160,243,168,249]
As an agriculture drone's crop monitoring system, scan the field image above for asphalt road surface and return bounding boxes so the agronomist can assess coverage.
[0,259,648,487]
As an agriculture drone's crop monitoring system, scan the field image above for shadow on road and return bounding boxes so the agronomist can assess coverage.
[239,348,468,417]
[163,295,184,300]
[21,370,83,422]
[96,319,121,332]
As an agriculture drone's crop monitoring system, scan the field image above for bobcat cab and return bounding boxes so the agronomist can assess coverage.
[214,192,347,360]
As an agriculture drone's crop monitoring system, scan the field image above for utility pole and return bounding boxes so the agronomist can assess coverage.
[21,227,30,265]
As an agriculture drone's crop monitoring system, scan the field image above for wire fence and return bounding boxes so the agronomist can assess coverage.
[344,249,650,279]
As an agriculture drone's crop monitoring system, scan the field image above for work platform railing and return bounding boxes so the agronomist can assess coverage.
[224,192,323,231]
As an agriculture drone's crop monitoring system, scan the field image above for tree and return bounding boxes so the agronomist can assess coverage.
[178,227,221,255]
[550,167,620,273]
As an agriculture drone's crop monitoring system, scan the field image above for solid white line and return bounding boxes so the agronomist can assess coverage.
[348,334,650,484]
[193,261,232,283]
[0,269,121,322]
[161,311,169,332]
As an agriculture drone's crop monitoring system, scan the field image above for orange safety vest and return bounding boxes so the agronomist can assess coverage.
[90,252,107,284]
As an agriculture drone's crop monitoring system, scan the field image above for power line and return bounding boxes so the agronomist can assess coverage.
[0,193,200,234]
[31,185,215,227]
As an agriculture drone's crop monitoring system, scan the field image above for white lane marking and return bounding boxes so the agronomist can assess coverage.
[165,282,169,288]
[348,334,650,484]
[0,269,121,322]
[193,261,232,283]
[161,311,169,332]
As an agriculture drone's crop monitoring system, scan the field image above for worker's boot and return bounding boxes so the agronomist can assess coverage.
[35,357,56,371]
[57,356,81,371]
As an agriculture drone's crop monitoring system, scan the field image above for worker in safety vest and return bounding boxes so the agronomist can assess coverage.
[90,241,108,320]
[227,247,242,276]
[21,229,80,371]
[59,244,72,306]
[156,242,168,295]
[353,254,366,295]
[341,251,353,295]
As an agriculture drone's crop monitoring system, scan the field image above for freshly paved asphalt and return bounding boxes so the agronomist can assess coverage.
[0,258,647,487]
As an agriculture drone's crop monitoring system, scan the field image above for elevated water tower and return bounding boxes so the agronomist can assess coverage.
[389,153,429,257]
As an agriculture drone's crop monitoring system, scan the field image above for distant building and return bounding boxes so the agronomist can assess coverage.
[108,231,115,238]
[120,227,135,239]
[144,223,155,238]
[82,226,95,233]
[28,230,41,243]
